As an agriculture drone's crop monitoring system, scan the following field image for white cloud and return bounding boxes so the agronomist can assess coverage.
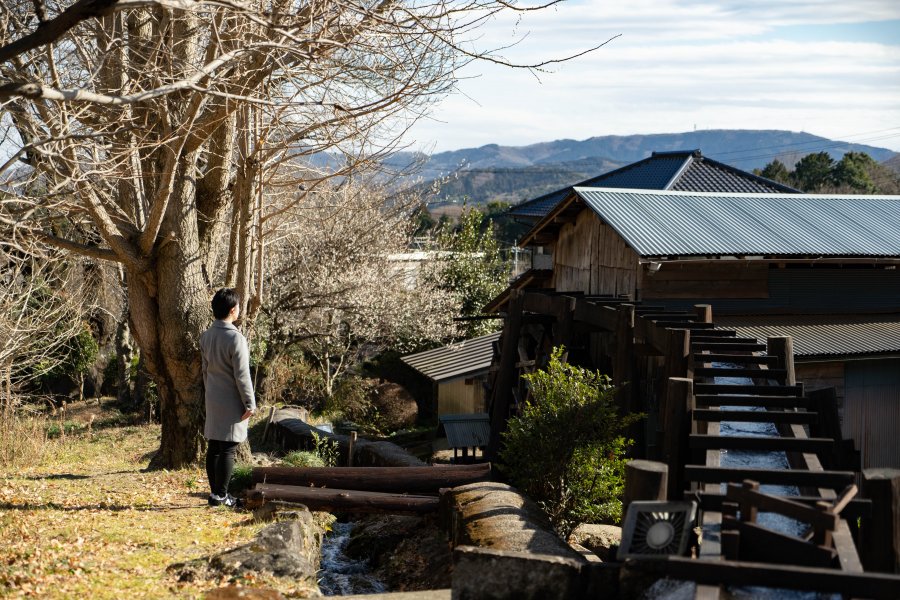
[402,1,900,153]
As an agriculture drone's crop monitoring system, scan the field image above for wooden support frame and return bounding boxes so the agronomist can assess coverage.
[663,377,693,499]
[622,556,900,599]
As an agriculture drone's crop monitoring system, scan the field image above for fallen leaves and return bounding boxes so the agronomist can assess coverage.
[0,423,270,599]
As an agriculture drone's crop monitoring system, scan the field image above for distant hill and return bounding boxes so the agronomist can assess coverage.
[389,130,898,206]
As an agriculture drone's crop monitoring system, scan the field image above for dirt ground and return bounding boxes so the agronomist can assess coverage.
[0,404,315,599]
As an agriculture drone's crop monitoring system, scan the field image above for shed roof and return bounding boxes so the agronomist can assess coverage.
[715,315,900,359]
[561,188,900,258]
[438,413,491,449]
[402,332,500,382]
[508,150,798,221]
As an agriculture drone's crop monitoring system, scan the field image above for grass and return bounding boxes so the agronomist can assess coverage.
[0,405,319,599]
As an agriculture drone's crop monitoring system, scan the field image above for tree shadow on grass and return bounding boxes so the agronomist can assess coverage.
[0,501,214,513]
[19,470,144,481]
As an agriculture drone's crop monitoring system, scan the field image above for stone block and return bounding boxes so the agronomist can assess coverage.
[451,546,588,600]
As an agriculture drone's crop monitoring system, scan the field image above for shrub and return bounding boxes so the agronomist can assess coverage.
[228,464,254,495]
[500,346,641,537]
[281,450,326,468]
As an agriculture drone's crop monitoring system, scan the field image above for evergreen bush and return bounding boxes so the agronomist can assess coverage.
[500,347,641,537]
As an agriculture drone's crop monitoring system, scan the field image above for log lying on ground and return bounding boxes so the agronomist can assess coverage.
[247,483,439,514]
[251,463,492,493]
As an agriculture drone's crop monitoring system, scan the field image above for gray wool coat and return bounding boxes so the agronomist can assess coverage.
[200,320,257,442]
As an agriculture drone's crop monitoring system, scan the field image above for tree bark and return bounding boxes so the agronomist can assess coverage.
[127,154,211,468]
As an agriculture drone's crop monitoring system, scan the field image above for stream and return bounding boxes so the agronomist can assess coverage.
[318,521,387,596]
[646,365,838,599]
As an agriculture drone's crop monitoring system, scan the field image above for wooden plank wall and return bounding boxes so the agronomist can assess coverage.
[796,361,845,405]
[551,211,640,296]
[439,377,485,415]
[641,262,768,299]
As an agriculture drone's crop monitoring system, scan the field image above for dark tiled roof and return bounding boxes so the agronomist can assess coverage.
[714,315,900,358]
[509,150,798,220]
[672,159,799,194]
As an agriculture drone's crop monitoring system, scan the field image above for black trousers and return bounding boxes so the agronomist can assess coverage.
[206,439,239,497]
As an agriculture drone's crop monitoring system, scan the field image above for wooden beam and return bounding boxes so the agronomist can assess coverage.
[861,469,900,573]
[685,465,855,489]
[692,354,778,366]
[248,484,440,513]
[621,556,900,599]
[664,378,693,500]
[690,434,832,453]
[693,383,803,396]
[487,291,525,460]
[725,482,839,532]
[767,336,796,386]
[690,492,872,520]
[572,297,617,331]
[694,304,713,323]
[694,394,811,409]
[250,463,492,493]
[624,460,668,515]
[692,342,767,352]
[723,516,837,568]
[692,409,817,425]
[694,366,787,381]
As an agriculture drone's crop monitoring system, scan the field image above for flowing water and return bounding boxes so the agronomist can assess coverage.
[646,365,837,599]
[318,521,387,596]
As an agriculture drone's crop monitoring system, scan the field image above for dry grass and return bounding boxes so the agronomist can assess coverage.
[0,406,317,599]
[0,410,49,468]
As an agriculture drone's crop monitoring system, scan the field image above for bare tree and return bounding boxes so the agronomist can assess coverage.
[0,238,87,413]
[263,177,458,397]
[0,0,605,467]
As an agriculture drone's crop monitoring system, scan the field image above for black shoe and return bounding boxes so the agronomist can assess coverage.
[222,494,243,509]
[208,494,223,507]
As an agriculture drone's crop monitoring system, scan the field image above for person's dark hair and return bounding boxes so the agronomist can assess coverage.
[211,288,240,320]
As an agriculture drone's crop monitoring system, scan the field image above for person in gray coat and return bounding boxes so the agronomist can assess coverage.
[201,288,256,507]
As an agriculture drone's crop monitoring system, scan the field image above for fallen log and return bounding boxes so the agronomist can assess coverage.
[247,483,439,513]
[250,462,491,493]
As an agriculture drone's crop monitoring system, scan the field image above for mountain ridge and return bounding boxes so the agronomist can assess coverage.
[392,129,898,205]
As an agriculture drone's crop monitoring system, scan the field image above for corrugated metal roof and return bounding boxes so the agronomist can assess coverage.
[402,332,500,382]
[439,413,491,448]
[509,150,797,220]
[714,315,900,358]
[574,188,900,257]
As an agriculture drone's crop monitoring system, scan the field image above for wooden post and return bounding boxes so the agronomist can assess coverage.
[615,304,643,457]
[262,405,276,442]
[694,304,713,324]
[624,459,668,517]
[663,377,693,500]
[614,304,636,409]
[551,295,577,352]
[348,431,357,467]
[861,469,900,573]
[766,336,796,386]
[487,291,525,460]
[665,328,692,381]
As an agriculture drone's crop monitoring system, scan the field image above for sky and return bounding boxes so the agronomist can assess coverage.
[401,0,900,153]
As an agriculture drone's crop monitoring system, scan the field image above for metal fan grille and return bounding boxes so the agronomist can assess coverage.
[618,501,697,560]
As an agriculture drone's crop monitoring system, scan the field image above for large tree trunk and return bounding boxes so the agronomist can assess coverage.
[128,154,211,468]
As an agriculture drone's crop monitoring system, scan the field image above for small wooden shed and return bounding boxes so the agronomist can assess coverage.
[402,332,501,416]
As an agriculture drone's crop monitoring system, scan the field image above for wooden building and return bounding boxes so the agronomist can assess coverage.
[402,332,500,416]
[509,187,900,468]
